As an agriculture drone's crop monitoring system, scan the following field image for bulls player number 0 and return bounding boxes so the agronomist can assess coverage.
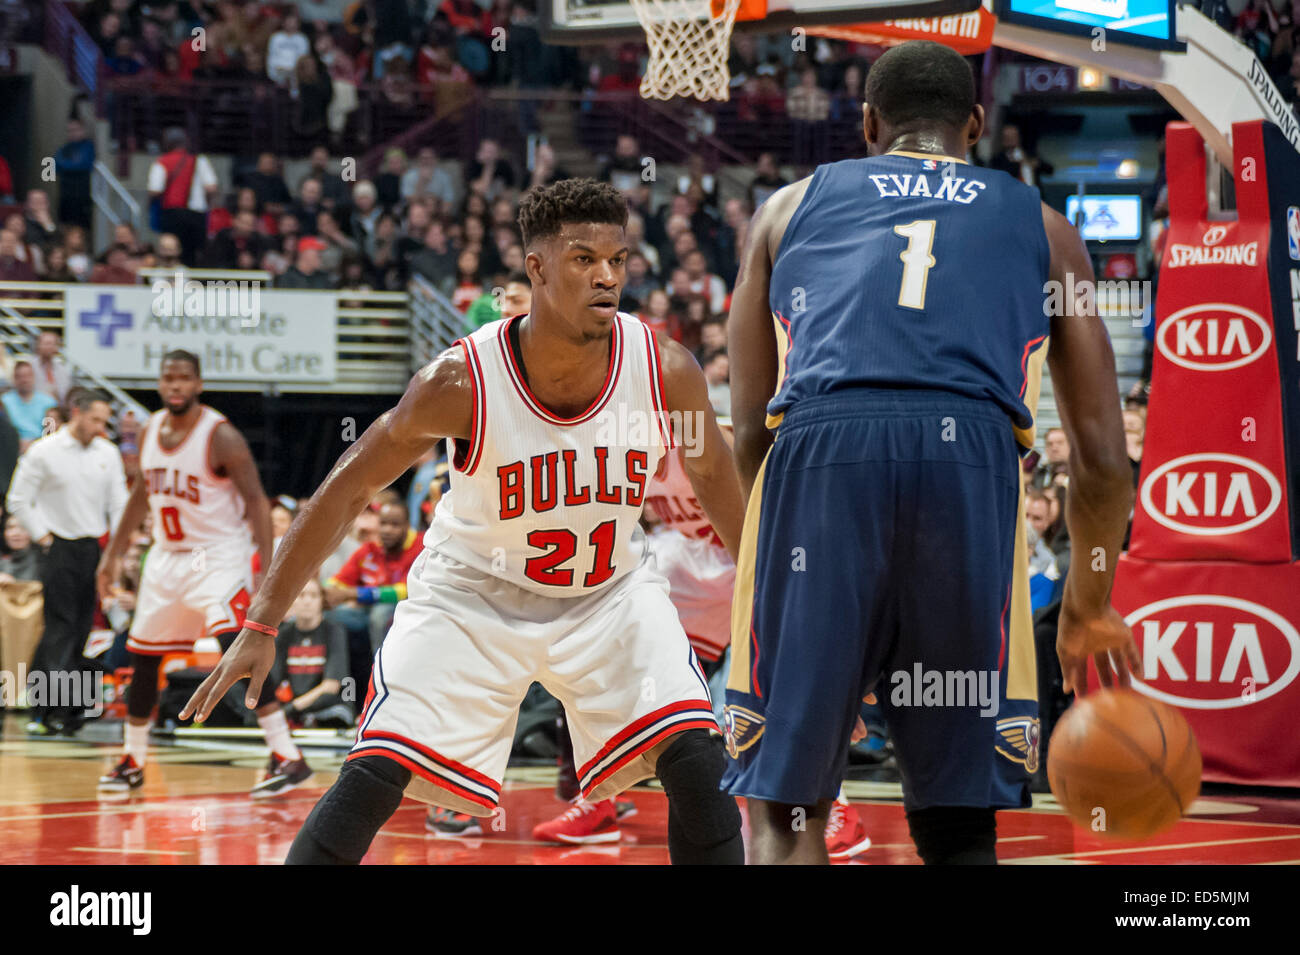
[160,505,185,542]
[524,518,618,588]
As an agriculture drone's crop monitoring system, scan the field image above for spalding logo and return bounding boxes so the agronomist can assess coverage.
[1202,225,1228,245]
[1124,594,1300,709]
[1156,303,1271,371]
[1140,452,1282,536]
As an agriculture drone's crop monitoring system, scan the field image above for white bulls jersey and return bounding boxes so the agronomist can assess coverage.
[139,405,252,555]
[424,313,674,598]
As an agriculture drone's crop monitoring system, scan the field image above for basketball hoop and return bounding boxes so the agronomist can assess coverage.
[629,0,745,101]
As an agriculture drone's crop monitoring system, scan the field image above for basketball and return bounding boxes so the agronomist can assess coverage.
[1047,689,1202,840]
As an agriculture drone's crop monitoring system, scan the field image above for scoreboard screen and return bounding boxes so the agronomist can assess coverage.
[1066,194,1145,242]
[995,0,1181,50]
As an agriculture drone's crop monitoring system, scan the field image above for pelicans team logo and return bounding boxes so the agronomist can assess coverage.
[996,716,1040,773]
[722,705,765,759]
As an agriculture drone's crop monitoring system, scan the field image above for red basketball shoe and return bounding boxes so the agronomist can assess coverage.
[531,798,620,844]
[825,799,872,860]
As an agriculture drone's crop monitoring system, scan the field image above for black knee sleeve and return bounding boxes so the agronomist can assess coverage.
[126,653,161,719]
[906,806,997,865]
[285,755,411,865]
[656,731,743,865]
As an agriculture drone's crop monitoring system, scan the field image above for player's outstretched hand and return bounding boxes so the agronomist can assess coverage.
[179,629,276,722]
[1057,602,1141,697]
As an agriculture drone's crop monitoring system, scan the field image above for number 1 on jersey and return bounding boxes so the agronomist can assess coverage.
[894,219,937,311]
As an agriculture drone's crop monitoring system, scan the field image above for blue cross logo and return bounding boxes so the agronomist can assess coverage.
[80,293,133,347]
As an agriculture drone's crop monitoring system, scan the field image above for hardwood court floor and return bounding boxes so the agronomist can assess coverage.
[3,715,1299,864]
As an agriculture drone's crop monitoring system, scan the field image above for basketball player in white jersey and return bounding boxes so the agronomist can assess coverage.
[182,180,749,864]
[95,350,310,798]
[525,431,738,843]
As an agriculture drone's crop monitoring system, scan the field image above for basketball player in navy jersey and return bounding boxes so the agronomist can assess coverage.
[724,41,1141,864]
[182,180,747,865]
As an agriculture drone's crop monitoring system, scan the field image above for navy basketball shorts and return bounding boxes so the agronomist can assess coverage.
[722,389,1040,810]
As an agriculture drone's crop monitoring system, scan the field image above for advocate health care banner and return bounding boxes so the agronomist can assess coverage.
[65,282,337,384]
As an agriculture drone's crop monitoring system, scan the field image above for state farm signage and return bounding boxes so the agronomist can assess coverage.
[1155,303,1272,371]
[1125,594,1300,709]
[1139,453,1282,536]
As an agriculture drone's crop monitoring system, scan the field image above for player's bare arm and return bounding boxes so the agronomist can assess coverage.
[96,479,150,602]
[1041,202,1141,695]
[726,180,809,500]
[288,678,342,714]
[657,334,745,562]
[181,348,474,721]
[210,421,273,589]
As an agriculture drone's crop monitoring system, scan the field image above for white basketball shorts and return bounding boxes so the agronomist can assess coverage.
[649,529,735,663]
[127,545,253,655]
[349,547,719,816]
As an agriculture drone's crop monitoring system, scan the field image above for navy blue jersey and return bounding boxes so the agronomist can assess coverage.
[768,152,1051,439]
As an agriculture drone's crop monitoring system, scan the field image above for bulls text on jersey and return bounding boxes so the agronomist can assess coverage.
[144,467,202,503]
[497,447,650,520]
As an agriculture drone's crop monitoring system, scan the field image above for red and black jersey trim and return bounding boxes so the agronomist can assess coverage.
[577,699,718,798]
[453,337,487,475]
[125,636,197,655]
[348,732,501,811]
[641,322,674,450]
[350,650,500,810]
[497,314,623,427]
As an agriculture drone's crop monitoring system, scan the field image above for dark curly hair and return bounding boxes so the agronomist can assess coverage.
[517,179,628,248]
[864,40,975,132]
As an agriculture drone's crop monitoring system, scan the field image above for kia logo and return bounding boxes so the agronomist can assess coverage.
[1140,453,1282,535]
[1156,302,1271,371]
[1202,225,1229,245]
[1124,595,1300,709]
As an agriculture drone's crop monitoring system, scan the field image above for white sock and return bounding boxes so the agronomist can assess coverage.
[259,709,301,762]
[125,721,151,767]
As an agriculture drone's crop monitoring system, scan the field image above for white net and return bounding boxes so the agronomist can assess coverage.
[629,0,744,102]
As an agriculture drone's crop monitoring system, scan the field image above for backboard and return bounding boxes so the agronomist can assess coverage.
[539,0,984,44]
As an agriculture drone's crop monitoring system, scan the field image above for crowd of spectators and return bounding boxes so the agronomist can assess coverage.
[9,0,1257,746]
[1020,397,1147,618]
[1218,0,1300,106]
[76,0,575,150]
[1,114,742,422]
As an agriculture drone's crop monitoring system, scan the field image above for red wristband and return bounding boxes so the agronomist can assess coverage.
[243,620,279,637]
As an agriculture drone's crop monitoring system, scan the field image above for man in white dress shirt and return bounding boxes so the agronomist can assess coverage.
[7,388,127,735]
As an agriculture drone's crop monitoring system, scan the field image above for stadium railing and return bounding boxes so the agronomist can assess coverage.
[44,0,105,114]
[101,77,866,173]
[91,160,143,253]
[407,273,470,371]
[0,286,148,425]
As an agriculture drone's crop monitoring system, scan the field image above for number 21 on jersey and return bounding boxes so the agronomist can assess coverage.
[524,519,617,588]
